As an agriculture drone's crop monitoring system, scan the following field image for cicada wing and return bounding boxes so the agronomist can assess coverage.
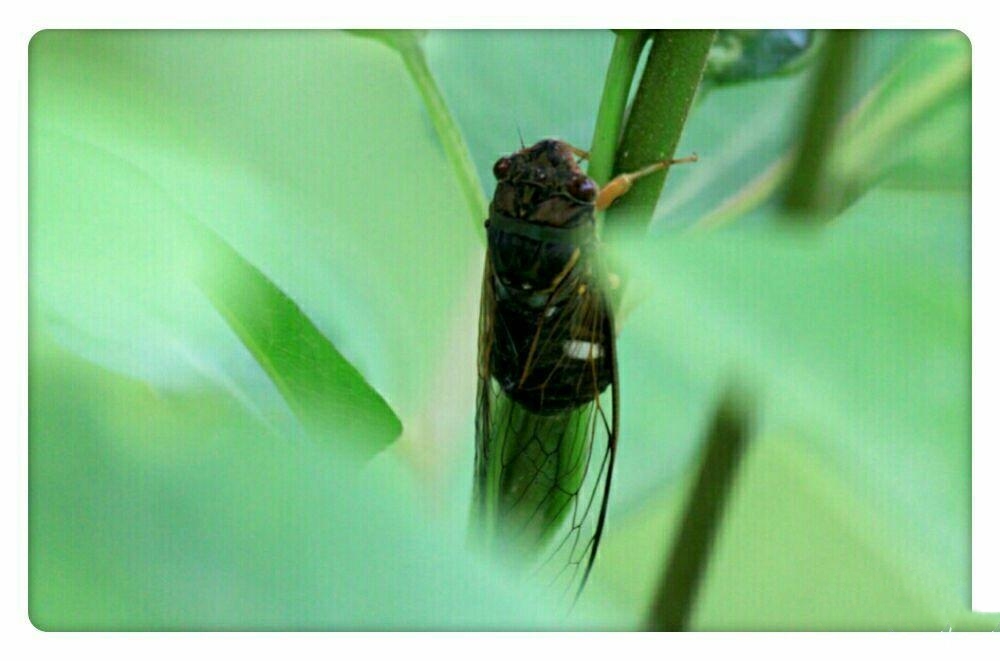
[474,255,498,525]
[474,257,619,599]
[531,299,618,601]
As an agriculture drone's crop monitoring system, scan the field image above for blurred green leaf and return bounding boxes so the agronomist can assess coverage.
[29,30,483,443]
[28,334,565,630]
[350,30,488,237]
[424,31,615,191]
[832,31,971,192]
[705,30,818,84]
[582,187,976,629]
[193,224,402,456]
[654,30,959,230]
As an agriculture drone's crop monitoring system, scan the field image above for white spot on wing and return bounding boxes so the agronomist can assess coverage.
[563,340,602,361]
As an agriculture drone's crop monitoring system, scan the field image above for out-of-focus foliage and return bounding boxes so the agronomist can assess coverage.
[193,224,402,456]
[29,30,985,630]
[584,188,979,630]
[30,334,565,630]
[656,31,969,230]
[29,30,480,447]
[831,32,971,193]
[705,30,817,84]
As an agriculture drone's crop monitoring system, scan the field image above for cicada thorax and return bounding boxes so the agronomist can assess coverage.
[485,139,614,416]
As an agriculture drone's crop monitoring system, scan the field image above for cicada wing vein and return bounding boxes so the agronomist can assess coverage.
[474,251,618,600]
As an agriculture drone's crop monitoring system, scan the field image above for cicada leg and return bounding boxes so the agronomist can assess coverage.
[596,153,698,211]
[565,144,590,160]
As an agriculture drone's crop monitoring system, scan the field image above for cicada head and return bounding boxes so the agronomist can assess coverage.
[491,139,597,228]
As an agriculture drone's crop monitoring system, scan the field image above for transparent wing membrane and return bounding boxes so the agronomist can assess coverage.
[474,254,618,601]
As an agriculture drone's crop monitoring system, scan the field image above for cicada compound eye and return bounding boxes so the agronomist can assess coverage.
[567,175,597,202]
[493,157,512,181]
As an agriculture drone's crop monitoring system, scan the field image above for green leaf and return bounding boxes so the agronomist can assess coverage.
[350,30,489,237]
[28,334,561,630]
[832,31,971,192]
[29,30,482,443]
[193,224,402,456]
[423,31,616,192]
[581,188,978,629]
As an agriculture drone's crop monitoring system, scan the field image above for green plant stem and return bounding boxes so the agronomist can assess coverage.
[782,30,859,217]
[647,389,753,631]
[603,30,716,235]
[395,36,489,236]
[587,31,650,187]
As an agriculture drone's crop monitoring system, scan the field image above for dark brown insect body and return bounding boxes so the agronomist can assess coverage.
[486,140,614,414]
[475,139,619,598]
[475,138,694,599]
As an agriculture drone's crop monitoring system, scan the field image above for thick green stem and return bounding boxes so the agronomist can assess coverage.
[603,30,716,235]
[782,30,859,217]
[587,31,650,187]
[396,37,489,236]
[646,389,753,631]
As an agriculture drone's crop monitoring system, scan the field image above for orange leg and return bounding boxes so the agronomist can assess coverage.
[565,143,590,160]
[596,153,698,211]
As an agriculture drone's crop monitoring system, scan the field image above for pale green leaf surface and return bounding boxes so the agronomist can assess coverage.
[424,31,613,191]
[833,31,971,192]
[31,121,400,456]
[29,335,564,630]
[580,188,977,628]
[30,30,481,434]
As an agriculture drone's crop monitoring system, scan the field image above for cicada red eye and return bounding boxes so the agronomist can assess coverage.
[493,157,512,180]
[567,175,597,202]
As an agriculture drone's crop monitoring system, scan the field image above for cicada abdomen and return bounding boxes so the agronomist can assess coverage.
[474,139,619,598]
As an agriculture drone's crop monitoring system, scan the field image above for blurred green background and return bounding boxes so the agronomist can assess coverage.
[28,30,985,630]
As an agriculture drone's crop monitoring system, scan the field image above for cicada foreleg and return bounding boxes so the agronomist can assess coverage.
[596,153,699,211]
[565,144,590,161]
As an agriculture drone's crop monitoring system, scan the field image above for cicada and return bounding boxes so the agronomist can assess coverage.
[474,138,694,599]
